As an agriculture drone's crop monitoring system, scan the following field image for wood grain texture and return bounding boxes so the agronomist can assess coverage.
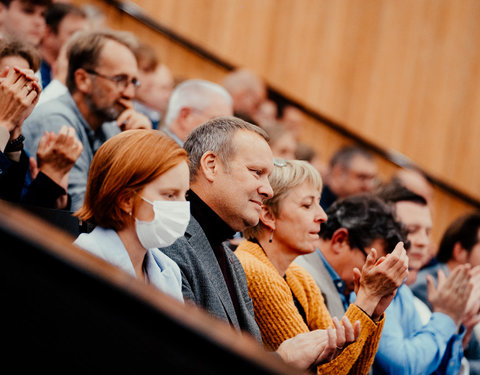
[71,0,478,249]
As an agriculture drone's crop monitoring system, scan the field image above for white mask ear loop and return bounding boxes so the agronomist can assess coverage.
[140,196,154,206]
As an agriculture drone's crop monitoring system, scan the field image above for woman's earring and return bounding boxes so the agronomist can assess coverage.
[269,230,274,243]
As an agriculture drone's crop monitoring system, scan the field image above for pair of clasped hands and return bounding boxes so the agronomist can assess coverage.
[0,66,82,208]
[278,243,409,373]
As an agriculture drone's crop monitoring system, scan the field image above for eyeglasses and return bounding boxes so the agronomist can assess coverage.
[273,158,287,167]
[84,68,141,90]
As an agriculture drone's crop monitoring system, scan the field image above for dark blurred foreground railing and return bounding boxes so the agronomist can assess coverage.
[104,0,480,209]
[0,199,298,373]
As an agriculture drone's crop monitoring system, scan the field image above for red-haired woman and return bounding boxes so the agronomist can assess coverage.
[74,129,189,301]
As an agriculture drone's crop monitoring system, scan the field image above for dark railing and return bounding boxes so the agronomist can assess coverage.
[105,0,480,209]
[0,199,297,373]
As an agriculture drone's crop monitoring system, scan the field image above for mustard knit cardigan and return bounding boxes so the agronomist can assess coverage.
[236,240,384,375]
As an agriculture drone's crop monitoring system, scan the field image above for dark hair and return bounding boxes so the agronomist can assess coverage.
[329,145,373,169]
[436,212,480,263]
[44,2,85,34]
[376,183,427,206]
[66,29,138,93]
[319,194,408,254]
[0,37,41,71]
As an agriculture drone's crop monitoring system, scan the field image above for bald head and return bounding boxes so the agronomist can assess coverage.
[222,68,266,118]
[163,79,233,143]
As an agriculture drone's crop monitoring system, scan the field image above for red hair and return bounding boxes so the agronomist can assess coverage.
[76,129,188,231]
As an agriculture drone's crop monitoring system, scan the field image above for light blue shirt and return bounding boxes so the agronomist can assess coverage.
[74,226,183,302]
[373,284,465,375]
[23,93,121,211]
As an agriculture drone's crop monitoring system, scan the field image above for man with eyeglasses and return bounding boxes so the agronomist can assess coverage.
[372,184,473,375]
[295,193,407,320]
[23,29,151,211]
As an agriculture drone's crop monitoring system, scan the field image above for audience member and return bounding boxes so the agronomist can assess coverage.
[252,99,277,126]
[74,129,188,301]
[281,104,305,139]
[161,79,233,146]
[0,0,51,47]
[162,117,351,371]
[237,160,408,374]
[0,37,82,209]
[39,2,87,88]
[37,37,68,104]
[374,184,474,375]
[390,166,434,208]
[295,194,408,320]
[295,142,328,180]
[411,211,480,375]
[23,29,152,211]
[133,43,175,129]
[222,68,267,120]
[262,121,297,160]
[80,3,105,30]
[321,145,378,210]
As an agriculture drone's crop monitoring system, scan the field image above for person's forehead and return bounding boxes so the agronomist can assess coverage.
[349,155,377,173]
[58,13,87,32]
[97,39,138,74]
[231,130,273,162]
[395,201,432,227]
[0,55,29,70]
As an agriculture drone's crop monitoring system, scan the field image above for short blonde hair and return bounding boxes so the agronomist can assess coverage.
[244,159,323,240]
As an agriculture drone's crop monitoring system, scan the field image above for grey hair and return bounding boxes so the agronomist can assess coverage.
[164,79,233,128]
[184,116,268,181]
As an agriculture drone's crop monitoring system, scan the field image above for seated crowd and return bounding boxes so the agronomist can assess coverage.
[1,1,480,374]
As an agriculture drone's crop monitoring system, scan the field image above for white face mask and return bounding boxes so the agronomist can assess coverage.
[135,197,190,249]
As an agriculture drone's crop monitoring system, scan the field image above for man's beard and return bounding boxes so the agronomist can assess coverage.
[84,94,122,123]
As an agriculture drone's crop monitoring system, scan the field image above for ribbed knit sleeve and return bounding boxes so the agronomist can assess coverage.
[236,240,383,375]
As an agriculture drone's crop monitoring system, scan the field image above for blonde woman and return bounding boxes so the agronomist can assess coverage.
[236,159,408,374]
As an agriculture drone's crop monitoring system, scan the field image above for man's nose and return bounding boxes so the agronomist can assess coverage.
[122,81,136,99]
[259,179,273,200]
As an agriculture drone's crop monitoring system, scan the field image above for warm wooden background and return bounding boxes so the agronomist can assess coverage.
[72,0,478,249]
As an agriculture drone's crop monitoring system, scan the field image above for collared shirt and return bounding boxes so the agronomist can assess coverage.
[317,249,350,311]
[161,127,184,147]
[74,226,183,302]
[373,283,465,375]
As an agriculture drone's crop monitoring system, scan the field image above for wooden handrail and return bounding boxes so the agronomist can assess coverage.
[104,0,480,209]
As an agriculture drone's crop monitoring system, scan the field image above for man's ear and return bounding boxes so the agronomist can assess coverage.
[330,228,350,254]
[452,241,468,264]
[199,151,218,182]
[74,68,92,94]
[259,205,276,231]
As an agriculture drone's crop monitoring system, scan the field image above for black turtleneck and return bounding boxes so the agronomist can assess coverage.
[187,189,241,320]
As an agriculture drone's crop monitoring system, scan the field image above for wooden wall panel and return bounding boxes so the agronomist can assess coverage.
[71,0,478,249]
[122,0,480,202]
